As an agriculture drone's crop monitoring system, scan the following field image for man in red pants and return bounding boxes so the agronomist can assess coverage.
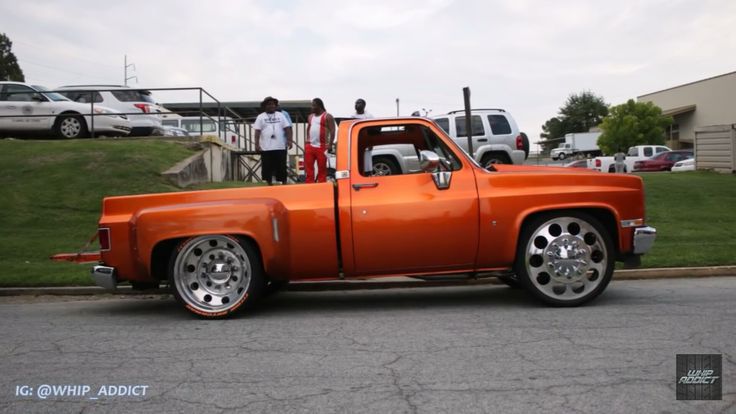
[305,98,336,183]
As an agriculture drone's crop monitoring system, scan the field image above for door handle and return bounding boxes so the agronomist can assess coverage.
[352,183,379,191]
[477,138,488,142]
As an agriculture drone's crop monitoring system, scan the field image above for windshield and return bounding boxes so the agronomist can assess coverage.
[32,85,71,102]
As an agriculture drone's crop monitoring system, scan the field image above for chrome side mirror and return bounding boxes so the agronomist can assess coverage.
[420,150,452,190]
[419,150,440,172]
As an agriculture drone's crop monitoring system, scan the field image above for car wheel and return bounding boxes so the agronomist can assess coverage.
[481,153,511,168]
[372,156,400,176]
[54,115,88,139]
[515,211,614,307]
[170,235,263,318]
[558,152,566,160]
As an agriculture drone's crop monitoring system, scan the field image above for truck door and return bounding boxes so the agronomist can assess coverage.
[347,121,480,276]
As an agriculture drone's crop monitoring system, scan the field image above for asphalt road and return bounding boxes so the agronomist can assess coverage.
[1,277,734,414]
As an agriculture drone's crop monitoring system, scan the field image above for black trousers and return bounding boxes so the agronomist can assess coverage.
[261,150,287,184]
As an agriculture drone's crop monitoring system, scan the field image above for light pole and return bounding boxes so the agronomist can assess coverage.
[395,98,399,116]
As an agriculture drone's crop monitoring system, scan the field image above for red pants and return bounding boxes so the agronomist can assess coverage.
[305,144,327,183]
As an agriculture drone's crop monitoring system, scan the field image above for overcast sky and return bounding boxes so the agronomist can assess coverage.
[3,0,736,144]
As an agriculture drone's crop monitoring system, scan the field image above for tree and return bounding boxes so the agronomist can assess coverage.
[539,91,608,154]
[0,33,25,82]
[598,99,672,155]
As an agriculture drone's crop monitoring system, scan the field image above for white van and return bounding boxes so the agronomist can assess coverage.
[161,116,243,146]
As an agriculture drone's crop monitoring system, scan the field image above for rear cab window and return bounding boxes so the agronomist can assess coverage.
[111,90,155,103]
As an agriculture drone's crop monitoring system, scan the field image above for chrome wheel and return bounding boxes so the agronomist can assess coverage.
[172,235,254,317]
[518,213,613,306]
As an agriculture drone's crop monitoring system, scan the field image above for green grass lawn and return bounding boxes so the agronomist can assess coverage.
[0,138,733,286]
[639,171,736,268]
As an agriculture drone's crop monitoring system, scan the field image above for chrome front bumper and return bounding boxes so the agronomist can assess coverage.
[91,265,117,290]
[633,226,657,255]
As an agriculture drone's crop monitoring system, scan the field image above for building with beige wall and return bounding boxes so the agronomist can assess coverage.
[637,71,736,149]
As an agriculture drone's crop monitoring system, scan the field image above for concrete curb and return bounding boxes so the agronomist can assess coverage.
[1,266,734,297]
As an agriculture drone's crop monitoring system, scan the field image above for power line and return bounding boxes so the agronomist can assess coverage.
[12,38,120,70]
[19,59,115,82]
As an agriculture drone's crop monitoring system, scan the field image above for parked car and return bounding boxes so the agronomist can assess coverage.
[564,159,589,168]
[633,150,693,172]
[431,109,529,167]
[0,81,131,138]
[671,157,696,172]
[163,116,243,146]
[57,85,164,136]
[589,145,671,173]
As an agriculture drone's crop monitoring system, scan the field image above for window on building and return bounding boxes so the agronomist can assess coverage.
[666,123,680,141]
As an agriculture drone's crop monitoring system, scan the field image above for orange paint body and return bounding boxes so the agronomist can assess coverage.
[94,118,648,284]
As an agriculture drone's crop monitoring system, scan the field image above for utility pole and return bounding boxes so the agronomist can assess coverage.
[463,87,473,156]
[124,54,137,86]
[395,98,400,116]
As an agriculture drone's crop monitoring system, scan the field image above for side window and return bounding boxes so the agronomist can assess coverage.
[434,118,449,134]
[643,147,653,157]
[487,115,512,135]
[4,85,35,102]
[61,91,103,103]
[655,146,668,154]
[455,115,484,137]
[358,124,461,177]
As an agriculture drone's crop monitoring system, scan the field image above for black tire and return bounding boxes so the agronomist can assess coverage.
[372,156,400,176]
[515,211,614,307]
[481,152,511,168]
[169,235,264,318]
[558,152,567,160]
[54,114,88,139]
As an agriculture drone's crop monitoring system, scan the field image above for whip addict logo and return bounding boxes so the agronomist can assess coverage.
[676,354,722,400]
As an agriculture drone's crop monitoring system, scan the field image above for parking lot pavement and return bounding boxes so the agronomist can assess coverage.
[1,277,734,413]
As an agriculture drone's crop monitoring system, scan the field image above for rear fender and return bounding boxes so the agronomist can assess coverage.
[132,198,289,278]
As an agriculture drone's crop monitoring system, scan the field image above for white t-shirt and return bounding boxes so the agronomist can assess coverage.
[254,111,289,151]
[352,112,373,119]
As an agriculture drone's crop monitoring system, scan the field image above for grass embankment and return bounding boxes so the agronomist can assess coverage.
[0,138,733,286]
[0,139,203,286]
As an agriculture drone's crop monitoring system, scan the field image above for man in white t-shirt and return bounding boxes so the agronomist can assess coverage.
[352,98,373,119]
[254,96,293,185]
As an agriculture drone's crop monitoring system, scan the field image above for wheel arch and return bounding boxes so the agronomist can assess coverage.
[515,207,620,261]
[150,233,266,281]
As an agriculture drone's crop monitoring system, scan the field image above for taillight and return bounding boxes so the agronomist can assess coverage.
[98,228,111,251]
[515,135,523,150]
[231,136,236,144]
[298,159,304,171]
[133,103,150,113]
[595,159,601,167]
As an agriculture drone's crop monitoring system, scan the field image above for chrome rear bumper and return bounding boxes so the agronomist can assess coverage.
[633,226,657,255]
[91,265,117,290]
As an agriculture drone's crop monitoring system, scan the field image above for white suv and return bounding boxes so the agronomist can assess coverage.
[57,85,164,136]
[431,109,529,167]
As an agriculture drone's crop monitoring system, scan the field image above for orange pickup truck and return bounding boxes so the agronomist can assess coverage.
[81,117,656,318]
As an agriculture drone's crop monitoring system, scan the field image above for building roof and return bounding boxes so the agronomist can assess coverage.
[637,70,736,98]
[161,100,314,122]
[661,104,696,117]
